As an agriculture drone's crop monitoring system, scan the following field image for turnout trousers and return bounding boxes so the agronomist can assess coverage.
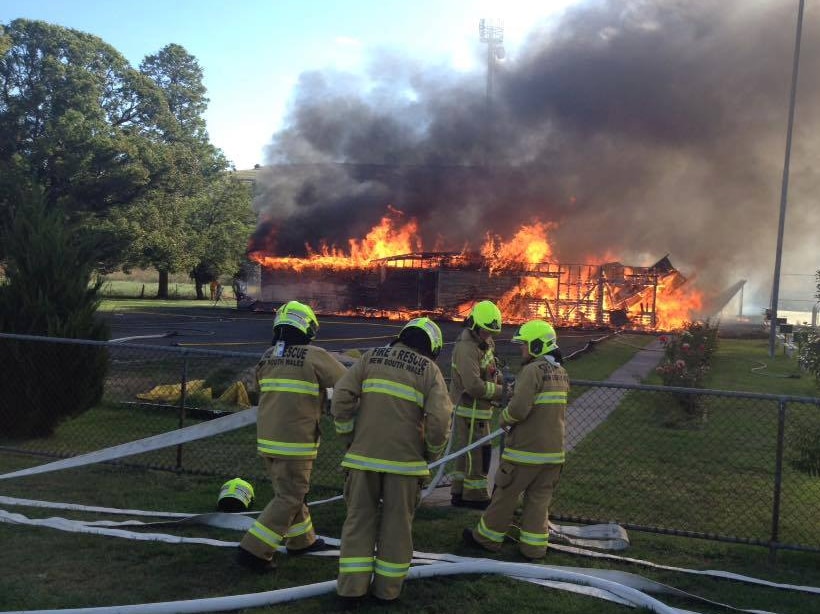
[337,469,421,601]
[471,461,562,559]
[239,457,316,561]
[450,415,491,502]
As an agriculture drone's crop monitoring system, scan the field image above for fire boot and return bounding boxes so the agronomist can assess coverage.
[236,546,277,572]
[286,537,331,555]
[452,496,489,510]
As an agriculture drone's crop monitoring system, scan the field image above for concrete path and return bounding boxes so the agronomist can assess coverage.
[566,338,663,451]
[422,337,664,507]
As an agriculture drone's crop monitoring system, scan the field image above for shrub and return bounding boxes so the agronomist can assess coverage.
[655,320,719,425]
[656,320,719,387]
[797,330,820,383]
[789,418,820,478]
[0,192,109,438]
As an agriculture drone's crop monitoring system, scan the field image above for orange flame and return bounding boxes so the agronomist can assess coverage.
[481,221,557,273]
[249,206,421,271]
[250,207,703,330]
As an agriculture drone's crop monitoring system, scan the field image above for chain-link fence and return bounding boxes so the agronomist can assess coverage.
[2,333,820,554]
[557,380,820,556]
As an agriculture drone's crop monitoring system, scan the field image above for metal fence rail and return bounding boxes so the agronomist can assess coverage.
[2,333,820,555]
[560,380,820,557]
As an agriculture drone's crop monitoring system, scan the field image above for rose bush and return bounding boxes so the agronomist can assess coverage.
[655,320,719,425]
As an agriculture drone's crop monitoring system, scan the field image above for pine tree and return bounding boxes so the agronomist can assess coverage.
[0,190,109,438]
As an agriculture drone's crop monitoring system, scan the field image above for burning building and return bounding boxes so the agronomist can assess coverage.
[247,208,702,330]
[243,2,820,323]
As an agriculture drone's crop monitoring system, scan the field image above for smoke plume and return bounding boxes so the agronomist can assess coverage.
[251,0,820,311]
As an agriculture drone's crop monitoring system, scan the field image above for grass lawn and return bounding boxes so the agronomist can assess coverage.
[2,450,819,613]
[100,297,210,310]
[559,336,820,547]
[98,269,238,303]
[2,334,820,612]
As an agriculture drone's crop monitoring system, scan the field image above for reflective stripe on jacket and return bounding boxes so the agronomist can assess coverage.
[500,355,569,465]
[255,344,347,459]
[331,342,452,476]
[449,329,501,420]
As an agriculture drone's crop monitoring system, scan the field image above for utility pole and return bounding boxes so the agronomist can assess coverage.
[769,0,805,357]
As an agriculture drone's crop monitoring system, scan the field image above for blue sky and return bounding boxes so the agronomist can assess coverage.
[2,0,578,169]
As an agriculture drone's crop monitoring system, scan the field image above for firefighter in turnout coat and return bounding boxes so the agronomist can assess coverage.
[332,317,452,602]
[237,301,347,571]
[450,300,505,508]
[463,319,569,560]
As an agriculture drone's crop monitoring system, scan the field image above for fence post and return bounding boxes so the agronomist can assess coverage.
[176,352,189,470]
[768,399,787,563]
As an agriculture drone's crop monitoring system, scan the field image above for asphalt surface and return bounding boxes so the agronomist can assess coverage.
[101,304,616,364]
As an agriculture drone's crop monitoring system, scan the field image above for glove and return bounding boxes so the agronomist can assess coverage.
[503,379,515,399]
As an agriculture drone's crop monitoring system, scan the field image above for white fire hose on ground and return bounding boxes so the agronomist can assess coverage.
[2,407,818,614]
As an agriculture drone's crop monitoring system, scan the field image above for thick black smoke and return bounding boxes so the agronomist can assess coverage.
[252,0,820,311]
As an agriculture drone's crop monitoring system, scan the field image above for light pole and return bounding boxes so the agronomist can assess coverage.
[769,0,805,357]
[479,18,505,163]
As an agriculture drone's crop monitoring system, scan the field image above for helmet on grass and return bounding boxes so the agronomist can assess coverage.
[217,477,255,512]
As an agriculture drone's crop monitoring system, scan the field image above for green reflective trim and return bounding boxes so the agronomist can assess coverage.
[259,378,320,396]
[534,391,567,404]
[362,378,424,407]
[426,439,446,455]
[484,381,497,399]
[450,471,465,480]
[334,419,355,434]
[257,439,319,458]
[480,352,495,368]
[339,556,375,573]
[464,478,488,490]
[285,516,313,538]
[375,558,411,578]
[519,529,549,546]
[341,453,429,476]
[455,405,492,420]
[249,521,283,548]
[502,447,565,465]
[476,518,505,543]
[219,479,254,507]
[501,407,518,425]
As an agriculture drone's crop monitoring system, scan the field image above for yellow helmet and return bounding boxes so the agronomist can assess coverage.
[512,320,558,357]
[273,300,319,339]
[399,316,444,359]
[468,300,502,334]
[217,477,255,512]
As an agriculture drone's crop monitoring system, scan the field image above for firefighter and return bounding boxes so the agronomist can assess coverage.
[332,317,452,602]
[449,300,505,509]
[236,300,347,572]
[463,319,568,560]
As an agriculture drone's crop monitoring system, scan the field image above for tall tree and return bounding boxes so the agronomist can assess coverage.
[188,175,255,299]
[140,43,208,143]
[0,188,109,437]
[0,20,174,221]
[129,43,231,297]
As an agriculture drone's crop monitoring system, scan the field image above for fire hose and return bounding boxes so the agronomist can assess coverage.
[3,421,819,613]
[0,560,684,614]
[3,403,819,612]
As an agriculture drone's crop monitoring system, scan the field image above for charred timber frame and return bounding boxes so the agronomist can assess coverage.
[258,252,674,329]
